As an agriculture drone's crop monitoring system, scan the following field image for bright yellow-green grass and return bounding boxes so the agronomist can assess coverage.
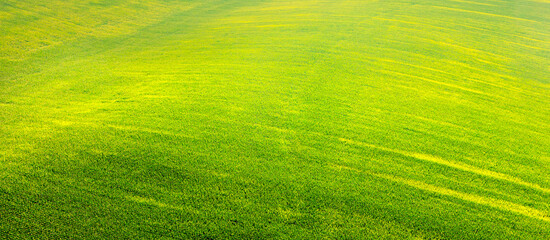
[1,0,549,239]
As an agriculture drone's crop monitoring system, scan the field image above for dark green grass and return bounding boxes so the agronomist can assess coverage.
[1,0,549,239]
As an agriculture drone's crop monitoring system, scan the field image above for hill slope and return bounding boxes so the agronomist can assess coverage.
[1,0,549,239]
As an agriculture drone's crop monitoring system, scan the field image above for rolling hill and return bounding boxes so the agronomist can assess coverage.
[1,0,549,239]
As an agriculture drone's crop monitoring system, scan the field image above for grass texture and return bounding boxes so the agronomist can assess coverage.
[1,0,549,239]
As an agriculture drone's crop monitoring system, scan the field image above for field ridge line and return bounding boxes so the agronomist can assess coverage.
[338,137,550,194]
[433,6,537,23]
[379,173,550,223]
[331,164,550,223]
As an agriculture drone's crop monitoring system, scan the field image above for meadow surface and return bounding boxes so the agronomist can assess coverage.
[1,0,549,239]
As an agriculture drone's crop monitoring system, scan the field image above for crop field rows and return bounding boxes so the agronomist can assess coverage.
[1,0,549,239]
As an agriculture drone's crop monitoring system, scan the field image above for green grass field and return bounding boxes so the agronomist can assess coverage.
[1,0,549,239]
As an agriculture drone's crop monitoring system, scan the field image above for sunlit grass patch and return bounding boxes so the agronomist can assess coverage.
[1,0,549,239]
